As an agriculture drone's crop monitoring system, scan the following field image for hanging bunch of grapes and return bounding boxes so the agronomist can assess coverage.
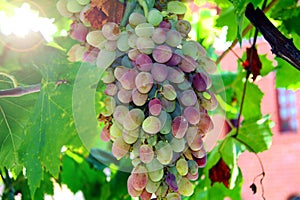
[57,0,218,199]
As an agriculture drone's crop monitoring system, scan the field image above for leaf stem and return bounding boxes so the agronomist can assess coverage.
[138,0,149,17]
[0,83,41,98]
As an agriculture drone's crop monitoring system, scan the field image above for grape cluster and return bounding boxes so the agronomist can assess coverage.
[57,1,218,199]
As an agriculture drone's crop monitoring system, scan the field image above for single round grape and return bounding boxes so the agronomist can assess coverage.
[153,45,172,63]
[172,116,188,139]
[104,40,117,51]
[113,105,129,125]
[66,0,83,13]
[146,178,160,193]
[123,108,145,131]
[86,30,106,49]
[135,54,153,72]
[199,91,218,111]
[142,116,161,134]
[185,126,203,151]
[166,193,181,200]
[132,88,148,106]
[177,177,194,196]
[56,0,72,17]
[192,72,209,92]
[96,49,116,69]
[122,128,139,144]
[165,173,178,192]
[101,68,115,84]
[198,112,214,133]
[180,90,197,107]
[179,55,197,73]
[146,159,164,182]
[100,125,110,142]
[149,98,162,116]
[114,66,130,81]
[152,28,167,44]
[140,189,152,200]
[127,175,143,197]
[147,134,157,146]
[105,83,118,96]
[112,137,130,160]
[166,30,182,47]
[151,63,168,82]
[182,41,200,60]
[167,1,187,15]
[135,23,154,37]
[167,67,185,84]
[183,106,200,125]
[147,9,163,26]
[175,20,191,37]
[101,96,116,116]
[109,121,123,140]
[70,22,88,42]
[176,158,188,176]
[188,160,199,175]
[132,165,148,191]
[136,37,155,54]
[158,110,172,134]
[186,171,199,181]
[177,80,192,91]
[129,12,147,27]
[102,22,120,41]
[156,141,173,165]
[135,72,154,94]
[170,137,186,153]
[67,44,85,62]
[128,48,141,61]
[197,55,217,74]
[117,88,132,104]
[160,97,176,113]
[128,33,138,48]
[139,144,154,164]
[192,149,207,168]
[117,32,130,52]
[159,20,172,30]
[162,84,177,101]
[119,69,138,90]
[166,53,182,66]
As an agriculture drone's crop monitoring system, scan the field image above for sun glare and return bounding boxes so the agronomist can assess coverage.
[0,2,57,41]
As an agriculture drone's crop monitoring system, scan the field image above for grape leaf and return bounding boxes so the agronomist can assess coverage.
[275,58,300,91]
[237,116,273,153]
[0,93,37,171]
[18,46,84,196]
[209,158,231,188]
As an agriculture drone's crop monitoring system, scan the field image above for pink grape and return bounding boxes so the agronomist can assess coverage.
[100,125,111,142]
[132,88,148,106]
[152,27,167,44]
[140,189,152,200]
[136,37,155,54]
[135,72,154,94]
[131,165,148,191]
[117,88,132,104]
[149,98,162,116]
[139,144,154,163]
[175,19,191,37]
[179,55,197,73]
[152,45,172,63]
[114,66,130,81]
[167,67,185,84]
[135,54,153,72]
[119,69,138,90]
[198,112,213,133]
[186,127,203,151]
[183,106,200,125]
[102,22,120,40]
[159,20,172,30]
[166,29,182,47]
[112,137,130,160]
[128,48,141,61]
[151,63,168,82]
[70,22,88,42]
[83,48,99,64]
[113,105,129,125]
[180,90,197,107]
[127,175,143,197]
[172,116,188,139]
[105,83,118,96]
[166,53,182,66]
[186,171,199,181]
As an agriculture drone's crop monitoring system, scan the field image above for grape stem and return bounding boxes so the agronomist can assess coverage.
[138,0,149,17]
[0,84,41,98]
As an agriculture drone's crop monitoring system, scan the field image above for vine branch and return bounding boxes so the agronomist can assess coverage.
[0,84,41,98]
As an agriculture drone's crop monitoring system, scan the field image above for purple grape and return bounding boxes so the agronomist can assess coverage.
[149,98,162,116]
[165,173,178,191]
[70,22,89,42]
[166,53,182,66]
[135,54,153,72]
[192,72,210,92]
[159,20,172,30]
[152,45,172,63]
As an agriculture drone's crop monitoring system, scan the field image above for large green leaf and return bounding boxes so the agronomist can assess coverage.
[237,116,273,153]
[275,58,300,91]
[18,46,85,196]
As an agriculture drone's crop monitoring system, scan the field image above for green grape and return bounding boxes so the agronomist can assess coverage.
[166,193,181,200]
[158,111,172,134]
[122,128,140,144]
[129,12,147,27]
[147,9,163,26]
[182,41,200,60]
[146,178,160,193]
[162,84,177,101]
[139,144,154,164]
[101,68,115,84]
[176,158,188,176]
[123,108,145,131]
[101,96,116,116]
[142,116,161,134]
[56,0,72,17]
[156,141,173,165]
[146,158,164,182]
[76,0,90,6]
[86,30,107,49]
[96,49,116,69]
[109,120,123,141]
[135,23,154,37]
[167,1,187,15]
[177,177,194,196]
[117,32,130,52]
[170,138,186,153]
[66,0,83,13]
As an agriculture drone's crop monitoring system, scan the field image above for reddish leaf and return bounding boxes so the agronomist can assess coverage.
[209,158,231,188]
[85,0,125,29]
[243,47,262,81]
